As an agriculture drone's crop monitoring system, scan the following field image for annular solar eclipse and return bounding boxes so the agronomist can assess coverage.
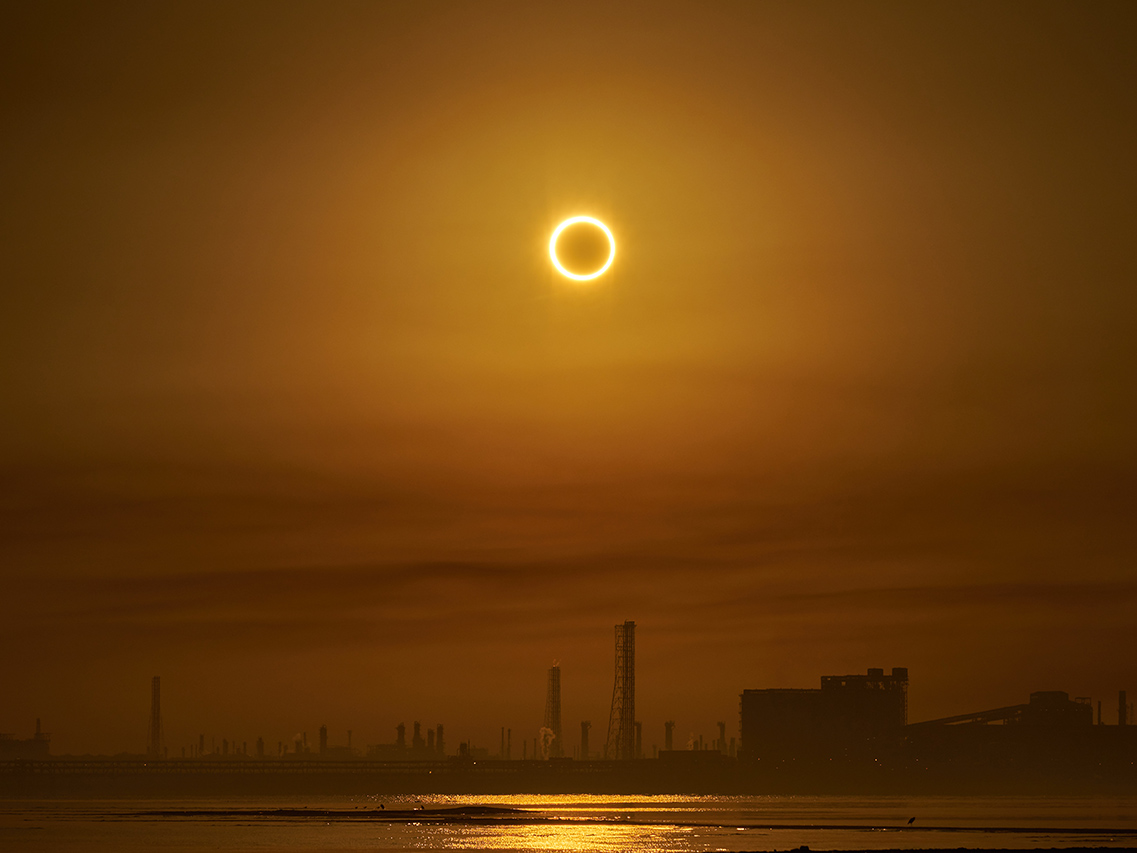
[549,216,616,281]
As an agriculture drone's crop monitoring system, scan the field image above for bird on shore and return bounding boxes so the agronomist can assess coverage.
[907,817,916,825]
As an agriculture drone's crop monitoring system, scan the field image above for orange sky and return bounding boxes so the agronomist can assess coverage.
[2,1,1135,755]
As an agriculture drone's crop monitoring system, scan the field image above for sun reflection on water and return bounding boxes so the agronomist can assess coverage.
[434,822,695,852]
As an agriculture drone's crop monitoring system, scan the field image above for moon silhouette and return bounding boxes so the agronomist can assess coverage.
[549,216,616,281]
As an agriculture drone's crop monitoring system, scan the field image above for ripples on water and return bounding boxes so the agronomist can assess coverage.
[3,794,1137,851]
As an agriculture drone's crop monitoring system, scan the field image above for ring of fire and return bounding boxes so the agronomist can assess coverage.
[549,216,616,281]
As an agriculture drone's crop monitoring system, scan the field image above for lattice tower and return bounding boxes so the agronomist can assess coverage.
[605,621,636,759]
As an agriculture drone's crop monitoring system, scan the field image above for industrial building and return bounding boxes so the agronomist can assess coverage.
[907,689,1092,730]
[898,689,1130,787]
[739,666,1137,788]
[366,723,445,760]
[0,719,50,759]
[739,666,908,761]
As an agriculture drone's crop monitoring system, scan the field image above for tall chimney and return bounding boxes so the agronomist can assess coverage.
[1121,691,1129,726]
[544,664,563,757]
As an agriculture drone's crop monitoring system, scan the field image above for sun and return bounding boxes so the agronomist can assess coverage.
[549,216,616,281]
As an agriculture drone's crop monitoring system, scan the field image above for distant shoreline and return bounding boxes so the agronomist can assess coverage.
[4,756,1136,797]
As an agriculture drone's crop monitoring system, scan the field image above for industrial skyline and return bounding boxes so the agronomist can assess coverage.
[5,657,1135,797]
[5,621,1132,769]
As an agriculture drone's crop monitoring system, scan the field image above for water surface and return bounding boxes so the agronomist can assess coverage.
[3,793,1137,851]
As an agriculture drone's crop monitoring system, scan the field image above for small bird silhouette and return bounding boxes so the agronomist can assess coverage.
[907,817,916,825]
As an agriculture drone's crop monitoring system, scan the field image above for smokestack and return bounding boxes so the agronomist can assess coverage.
[1121,691,1128,727]
[544,663,563,757]
[147,676,162,759]
[319,725,328,754]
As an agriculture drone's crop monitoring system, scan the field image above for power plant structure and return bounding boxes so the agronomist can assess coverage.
[0,719,50,759]
[147,676,162,759]
[740,666,908,762]
[605,620,636,760]
[544,663,563,758]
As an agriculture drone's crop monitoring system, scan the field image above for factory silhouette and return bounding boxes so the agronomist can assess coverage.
[3,620,1135,795]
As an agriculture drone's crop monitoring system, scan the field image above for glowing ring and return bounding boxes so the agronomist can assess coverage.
[549,216,616,281]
